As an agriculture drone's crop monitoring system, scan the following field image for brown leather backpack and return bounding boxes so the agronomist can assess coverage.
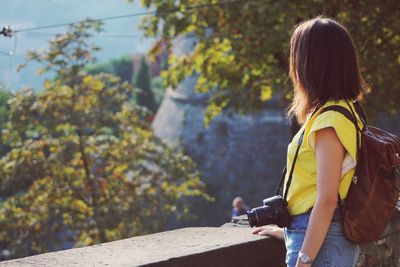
[321,101,400,244]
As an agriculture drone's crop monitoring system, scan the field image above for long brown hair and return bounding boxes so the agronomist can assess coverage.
[287,16,369,123]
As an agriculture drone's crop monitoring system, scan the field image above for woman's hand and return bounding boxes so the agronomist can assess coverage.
[251,225,284,241]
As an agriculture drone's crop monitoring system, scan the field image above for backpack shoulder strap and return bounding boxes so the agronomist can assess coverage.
[353,101,368,125]
[320,105,363,132]
[320,105,356,126]
[319,103,362,144]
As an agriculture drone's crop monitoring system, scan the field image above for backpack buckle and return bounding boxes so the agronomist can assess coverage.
[393,153,400,166]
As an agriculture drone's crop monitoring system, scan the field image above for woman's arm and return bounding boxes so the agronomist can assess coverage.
[296,127,345,267]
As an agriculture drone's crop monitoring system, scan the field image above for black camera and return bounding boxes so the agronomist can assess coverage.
[246,195,290,228]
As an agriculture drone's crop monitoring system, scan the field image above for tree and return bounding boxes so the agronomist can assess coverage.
[135,56,157,112]
[111,56,134,84]
[0,20,211,260]
[138,0,400,123]
[86,55,134,84]
[85,61,113,75]
[0,85,11,156]
[86,56,135,99]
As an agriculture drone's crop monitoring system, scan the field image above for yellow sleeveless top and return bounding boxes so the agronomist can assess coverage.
[284,99,363,216]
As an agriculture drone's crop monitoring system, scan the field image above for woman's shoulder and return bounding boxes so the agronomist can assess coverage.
[305,99,361,154]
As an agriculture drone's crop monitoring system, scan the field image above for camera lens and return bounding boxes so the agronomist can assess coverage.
[246,206,272,227]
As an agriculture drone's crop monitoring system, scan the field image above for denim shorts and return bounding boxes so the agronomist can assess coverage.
[283,209,359,267]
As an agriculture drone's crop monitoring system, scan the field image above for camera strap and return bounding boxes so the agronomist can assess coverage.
[282,129,305,200]
[276,107,320,201]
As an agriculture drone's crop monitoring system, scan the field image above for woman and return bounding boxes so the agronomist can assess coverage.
[252,16,368,266]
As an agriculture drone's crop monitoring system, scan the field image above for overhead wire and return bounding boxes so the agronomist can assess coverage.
[26,32,146,39]
[0,0,258,89]
[0,27,17,56]
[12,0,255,33]
[0,34,17,57]
[0,0,256,55]
[0,0,257,55]
[0,34,18,91]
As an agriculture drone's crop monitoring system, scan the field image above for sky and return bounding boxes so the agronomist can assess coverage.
[0,0,154,90]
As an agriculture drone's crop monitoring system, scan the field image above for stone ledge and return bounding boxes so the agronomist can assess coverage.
[3,212,399,266]
[0,227,285,267]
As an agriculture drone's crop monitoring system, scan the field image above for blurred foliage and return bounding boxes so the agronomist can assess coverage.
[86,55,133,84]
[0,86,11,156]
[135,56,157,112]
[0,20,211,259]
[138,0,400,122]
[86,55,165,111]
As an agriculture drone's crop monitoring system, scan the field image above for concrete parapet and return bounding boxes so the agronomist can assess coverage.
[0,227,285,267]
[2,212,399,266]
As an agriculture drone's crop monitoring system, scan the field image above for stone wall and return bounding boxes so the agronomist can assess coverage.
[0,227,286,267]
[376,111,400,136]
[2,212,399,266]
[357,212,400,267]
[153,87,290,227]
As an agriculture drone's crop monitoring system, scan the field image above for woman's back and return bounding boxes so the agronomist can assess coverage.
[284,99,363,216]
